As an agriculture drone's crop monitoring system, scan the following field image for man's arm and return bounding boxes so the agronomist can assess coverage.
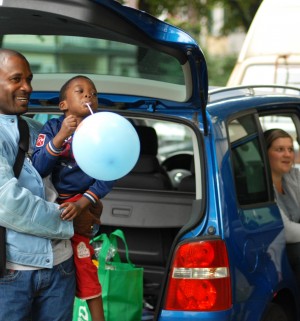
[0,147,73,240]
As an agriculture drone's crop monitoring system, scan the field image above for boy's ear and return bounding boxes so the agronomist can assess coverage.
[59,101,68,112]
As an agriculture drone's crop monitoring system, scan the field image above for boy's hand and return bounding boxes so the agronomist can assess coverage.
[59,202,82,221]
[61,115,78,137]
[59,196,102,237]
[52,115,79,149]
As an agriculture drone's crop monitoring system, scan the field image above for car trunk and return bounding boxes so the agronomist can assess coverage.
[96,113,204,316]
[26,108,205,318]
[100,189,196,310]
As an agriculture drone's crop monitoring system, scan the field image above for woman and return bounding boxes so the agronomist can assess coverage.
[264,128,300,286]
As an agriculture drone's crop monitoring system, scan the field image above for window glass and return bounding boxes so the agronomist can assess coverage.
[144,119,196,191]
[229,115,268,205]
[150,121,193,162]
[2,35,184,85]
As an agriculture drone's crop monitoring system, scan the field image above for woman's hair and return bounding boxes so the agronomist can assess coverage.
[263,128,293,150]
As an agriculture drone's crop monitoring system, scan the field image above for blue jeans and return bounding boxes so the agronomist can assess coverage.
[0,257,76,321]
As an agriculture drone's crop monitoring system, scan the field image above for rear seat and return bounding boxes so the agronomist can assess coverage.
[114,125,172,190]
[177,158,195,192]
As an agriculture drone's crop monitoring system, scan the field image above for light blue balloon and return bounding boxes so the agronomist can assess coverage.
[73,112,140,181]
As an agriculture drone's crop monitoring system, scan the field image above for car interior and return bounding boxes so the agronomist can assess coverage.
[28,110,197,310]
[114,125,173,190]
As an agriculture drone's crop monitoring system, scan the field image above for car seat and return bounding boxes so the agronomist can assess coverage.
[115,126,172,190]
[177,158,195,192]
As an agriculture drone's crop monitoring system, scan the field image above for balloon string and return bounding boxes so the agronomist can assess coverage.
[86,103,94,115]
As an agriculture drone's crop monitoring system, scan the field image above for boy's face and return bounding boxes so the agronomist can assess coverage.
[60,77,98,117]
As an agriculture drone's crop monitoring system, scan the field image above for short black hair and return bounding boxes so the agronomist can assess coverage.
[59,75,95,102]
[0,49,29,70]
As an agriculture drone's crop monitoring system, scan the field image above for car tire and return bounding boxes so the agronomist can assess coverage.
[261,303,289,321]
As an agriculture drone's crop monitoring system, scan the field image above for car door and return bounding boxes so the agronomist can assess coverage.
[226,111,297,320]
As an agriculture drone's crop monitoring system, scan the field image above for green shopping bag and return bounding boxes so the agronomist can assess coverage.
[93,229,144,321]
[72,298,91,321]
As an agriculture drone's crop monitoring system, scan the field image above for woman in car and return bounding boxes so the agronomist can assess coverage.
[264,128,300,287]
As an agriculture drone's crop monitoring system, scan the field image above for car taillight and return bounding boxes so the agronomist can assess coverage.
[164,239,232,311]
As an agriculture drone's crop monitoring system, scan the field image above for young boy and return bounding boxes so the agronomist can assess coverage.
[32,75,114,321]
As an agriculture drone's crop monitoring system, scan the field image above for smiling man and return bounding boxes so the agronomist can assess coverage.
[0,49,76,321]
[0,50,32,115]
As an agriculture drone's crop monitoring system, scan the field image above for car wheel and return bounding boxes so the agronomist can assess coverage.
[261,303,289,321]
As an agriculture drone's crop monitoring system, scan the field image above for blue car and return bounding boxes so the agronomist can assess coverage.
[2,1,300,320]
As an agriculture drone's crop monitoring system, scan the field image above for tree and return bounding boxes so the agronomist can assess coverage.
[129,0,264,86]
[216,0,263,34]
[126,0,263,37]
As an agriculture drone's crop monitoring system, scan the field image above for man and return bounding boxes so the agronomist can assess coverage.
[0,49,76,321]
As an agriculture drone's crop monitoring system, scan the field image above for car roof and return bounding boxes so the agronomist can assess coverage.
[207,85,300,121]
[0,0,208,111]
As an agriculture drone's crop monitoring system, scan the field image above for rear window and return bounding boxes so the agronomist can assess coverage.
[2,35,184,85]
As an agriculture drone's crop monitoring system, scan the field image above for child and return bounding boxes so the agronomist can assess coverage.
[32,75,114,321]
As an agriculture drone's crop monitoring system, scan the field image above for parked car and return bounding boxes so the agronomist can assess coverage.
[2,1,300,320]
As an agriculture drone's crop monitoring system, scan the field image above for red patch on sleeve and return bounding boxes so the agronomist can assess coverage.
[36,134,46,147]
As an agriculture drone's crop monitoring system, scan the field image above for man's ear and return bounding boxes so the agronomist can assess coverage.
[59,101,68,112]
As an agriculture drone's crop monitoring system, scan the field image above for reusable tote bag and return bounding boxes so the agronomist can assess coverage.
[72,298,91,321]
[94,229,144,321]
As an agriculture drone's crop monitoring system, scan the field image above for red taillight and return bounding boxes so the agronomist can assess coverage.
[164,240,232,311]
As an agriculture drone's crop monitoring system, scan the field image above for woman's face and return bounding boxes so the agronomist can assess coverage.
[268,137,294,175]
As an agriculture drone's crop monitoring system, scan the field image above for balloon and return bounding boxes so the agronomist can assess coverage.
[73,112,140,181]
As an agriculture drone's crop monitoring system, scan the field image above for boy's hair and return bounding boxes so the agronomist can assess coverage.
[59,75,95,102]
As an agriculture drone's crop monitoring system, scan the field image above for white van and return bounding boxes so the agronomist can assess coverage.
[227,0,300,87]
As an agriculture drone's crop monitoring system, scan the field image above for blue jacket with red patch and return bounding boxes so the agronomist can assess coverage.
[32,115,114,204]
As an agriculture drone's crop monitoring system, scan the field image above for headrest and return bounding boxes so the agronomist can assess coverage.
[135,126,158,156]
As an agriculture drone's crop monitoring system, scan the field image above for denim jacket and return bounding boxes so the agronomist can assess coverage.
[0,115,74,268]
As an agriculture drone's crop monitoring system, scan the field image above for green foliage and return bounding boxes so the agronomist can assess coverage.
[204,52,237,86]
[214,0,263,33]
[137,0,263,34]
[118,0,263,86]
